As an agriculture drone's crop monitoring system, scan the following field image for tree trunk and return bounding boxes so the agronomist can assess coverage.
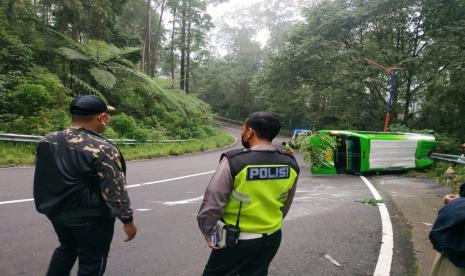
[404,74,412,124]
[152,0,166,75]
[142,0,152,74]
[179,0,187,91]
[185,0,192,93]
[170,6,176,89]
[71,15,80,42]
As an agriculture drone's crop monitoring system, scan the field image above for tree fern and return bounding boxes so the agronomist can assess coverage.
[82,40,141,64]
[67,73,108,102]
[89,67,116,89]
[56,47,90,61]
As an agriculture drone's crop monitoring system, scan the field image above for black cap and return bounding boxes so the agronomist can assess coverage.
[70,95,110,115]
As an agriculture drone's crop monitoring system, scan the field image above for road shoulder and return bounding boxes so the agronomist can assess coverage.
[368,175,451,276]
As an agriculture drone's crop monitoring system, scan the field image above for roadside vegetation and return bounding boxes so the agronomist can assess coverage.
[409,163,465,194]
[0,1,235,164]
[0,129,235,167]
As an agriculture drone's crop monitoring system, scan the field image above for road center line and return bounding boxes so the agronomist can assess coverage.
[163,196,204,206]
[127,170,215,188]
[0,198,35,205]
[360,176,393,276]
[0,170,216,206]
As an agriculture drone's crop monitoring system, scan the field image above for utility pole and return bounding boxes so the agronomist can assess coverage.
[363,57,403,132]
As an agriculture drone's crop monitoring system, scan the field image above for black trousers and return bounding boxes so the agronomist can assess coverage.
[203,230,282,276]
[46,217,115,276]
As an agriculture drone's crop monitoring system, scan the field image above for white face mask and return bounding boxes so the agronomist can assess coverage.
[99,116,107,127]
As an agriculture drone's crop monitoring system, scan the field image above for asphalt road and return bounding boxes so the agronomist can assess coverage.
[0,126,396,276]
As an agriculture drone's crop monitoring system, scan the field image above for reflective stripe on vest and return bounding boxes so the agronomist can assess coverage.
[223,164,298,234]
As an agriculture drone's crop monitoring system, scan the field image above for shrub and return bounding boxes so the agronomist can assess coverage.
[110,113,138,138]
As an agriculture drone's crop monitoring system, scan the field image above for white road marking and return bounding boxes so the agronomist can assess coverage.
[324,254,342,267]
[136,209,152,212]
[0,170,216,206]
[163,196,204,206]
[360,176,393,276]
[127,171,215,188]
[0,198,34,205]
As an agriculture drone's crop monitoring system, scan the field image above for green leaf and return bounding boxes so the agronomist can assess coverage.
[89,67,116,89]
[82,40,142,64]
[67,73,107,102]
[56,47,90,61]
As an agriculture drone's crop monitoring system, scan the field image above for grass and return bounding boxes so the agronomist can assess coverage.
[0,142,37,167]
[408,161,465,193]
[0,130,236,167]
[118,131,235,160]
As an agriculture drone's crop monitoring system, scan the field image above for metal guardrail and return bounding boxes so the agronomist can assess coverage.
[430,153,465,165]
[0,134,43,143]
[0,133,192,145]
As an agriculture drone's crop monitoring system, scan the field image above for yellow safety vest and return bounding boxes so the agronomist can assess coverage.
[222,149,299,233]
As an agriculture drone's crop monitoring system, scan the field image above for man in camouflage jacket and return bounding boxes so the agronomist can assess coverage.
[34,95,137,276]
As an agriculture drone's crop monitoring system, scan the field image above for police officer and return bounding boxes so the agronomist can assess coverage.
[34,95,137,276]
[197,112,300,276]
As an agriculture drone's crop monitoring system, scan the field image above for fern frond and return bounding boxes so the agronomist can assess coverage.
[56,47,90,61]
[115,58,136,68]
[67,73,108,102]
[83,40,142,64]
[89,67,116,89]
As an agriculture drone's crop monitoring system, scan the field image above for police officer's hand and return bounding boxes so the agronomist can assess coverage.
[205,235,221,250]
[124,222,137,242]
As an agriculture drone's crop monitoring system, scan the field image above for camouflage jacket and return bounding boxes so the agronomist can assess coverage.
[33,127,133,224]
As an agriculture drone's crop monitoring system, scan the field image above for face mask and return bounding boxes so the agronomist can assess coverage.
[241,133,250,148]
[99,117,107,127]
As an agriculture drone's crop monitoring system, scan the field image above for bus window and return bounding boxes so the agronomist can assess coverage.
[335,136,361,174]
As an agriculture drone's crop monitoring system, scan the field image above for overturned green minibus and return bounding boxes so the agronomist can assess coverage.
[311,130,437,175]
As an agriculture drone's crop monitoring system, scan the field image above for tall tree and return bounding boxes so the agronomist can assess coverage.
[169,2,177,88]
[179,0,187,90]
[152,0,166,74]
[141,0,152,74]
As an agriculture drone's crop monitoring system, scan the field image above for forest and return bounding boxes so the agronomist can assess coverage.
[193,0,464,149]
[0,0,464,149]
[0,0,221,140]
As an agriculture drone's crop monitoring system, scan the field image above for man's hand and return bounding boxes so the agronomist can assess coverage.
[443,194,458,205]
[123,222,137,242]
[205,235,221,250]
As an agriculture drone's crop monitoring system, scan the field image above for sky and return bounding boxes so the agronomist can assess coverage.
[206,0,270,55]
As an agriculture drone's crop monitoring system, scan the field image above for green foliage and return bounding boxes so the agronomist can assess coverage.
[89,67,117,89]
[117,130,235,161]
[410,162,465,194]
[355,199,384,206]
[6,84,53,115]
[0,0,218,144]
[0,67,72,135]
[0,130,236,167]
[0,142,36,167]
[195,0,465,141]
[56,40,142,100]
[389,124,433,135]
[110,113,155,141]
[389,124,461,154]
[297,132,337,169]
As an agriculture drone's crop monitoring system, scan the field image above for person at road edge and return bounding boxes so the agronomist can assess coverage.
[33,95,137,276]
